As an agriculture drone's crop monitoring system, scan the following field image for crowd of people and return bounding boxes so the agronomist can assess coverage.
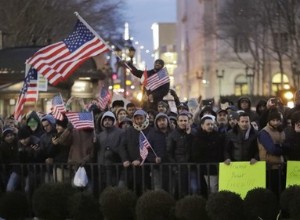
[1,59,300,199]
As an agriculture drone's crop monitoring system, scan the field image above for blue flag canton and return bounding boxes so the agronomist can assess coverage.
[52,95,63,105]
[21,68,37,94]
[100,88,108,97]
[63,20,95,52]
[79,112,93,121]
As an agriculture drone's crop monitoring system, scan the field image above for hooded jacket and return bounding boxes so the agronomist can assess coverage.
[96,111,122,164]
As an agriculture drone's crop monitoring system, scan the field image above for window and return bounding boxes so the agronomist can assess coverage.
[233,35,249,53]
[234,74,248,95]
[273,33,289,52]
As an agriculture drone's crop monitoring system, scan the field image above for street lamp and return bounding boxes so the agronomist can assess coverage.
[245,66,255,95]
[216,69,225,97]
[115,43,136,98]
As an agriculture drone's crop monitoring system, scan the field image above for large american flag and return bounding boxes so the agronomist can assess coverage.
[14,67,38,121]
[97,87,111,110]
[65,112,94,129]
[146,67,170,91]
[26,20,109,85]
[139,131,151,165]
[52,95,66,120]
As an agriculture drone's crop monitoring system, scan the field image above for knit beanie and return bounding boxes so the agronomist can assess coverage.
[2,127,14,138]
[267,110,281,122]
[56,116,68,128]
[18,126,31,139]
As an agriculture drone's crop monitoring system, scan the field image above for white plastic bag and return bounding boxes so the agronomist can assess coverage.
[73,166,88,187]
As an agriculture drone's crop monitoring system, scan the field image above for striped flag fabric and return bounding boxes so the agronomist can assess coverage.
[26,19,109,85]
[97,87,111,110]
[140,69,148,87]
[14,67,38,121]
[65,112,94,129]
[145,67,170,91]
[52,95,66,120]
[139,131,151,165]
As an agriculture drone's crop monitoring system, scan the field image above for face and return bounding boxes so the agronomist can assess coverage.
[121,122,132,129]
[27,119,38,132]
[117,110,127,121]
[177,107,186,114]
[157,104,167,113]
[240,100,249,110]
[238,116,250,131]
[154,61,163,70]
[127,107,136,117]
[228,118,237,128]
[169,119,177,129]
[42,121,52,133]
[201,119,214,132]
[177,115,189,130]
[4,133,15,144]
[103,117,114,128]
[217,112,228,125]
[19,137,30,146]
[56,124,65,133]
[269,118,281,129]
[157,117,168,129]
[295,122,300,133]
[134,115,145,126]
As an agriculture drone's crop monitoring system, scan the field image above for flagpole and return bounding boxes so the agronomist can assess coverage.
[140,131,158,158]
[74,11,132,71]
[91,111,97,143]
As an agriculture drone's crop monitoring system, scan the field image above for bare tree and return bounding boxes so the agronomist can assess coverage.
[0,0,125,47]
[207,0,300,94]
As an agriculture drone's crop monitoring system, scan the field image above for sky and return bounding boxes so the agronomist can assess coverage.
[124,0,176,67]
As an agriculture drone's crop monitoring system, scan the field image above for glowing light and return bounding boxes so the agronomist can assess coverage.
[137,92,143,102]
[284,91,294,100]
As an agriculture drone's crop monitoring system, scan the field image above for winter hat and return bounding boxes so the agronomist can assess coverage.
[267,110,282,122]
[133,109,147,118]
[41,114,56,125]
[56,116,68,128]
[101,111,116,126]
[157,101,169,108]
[2,127,14,138]
[18,126,31,139]
[177,102,189,111]
[291,111,300,126]
[119,117,133,127]
[154,59,165,67]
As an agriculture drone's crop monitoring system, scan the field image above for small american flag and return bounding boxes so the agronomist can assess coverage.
[66,112,94,129]
[52,95,66,120]
[97,87,110,110]
[27,19,109,85]
[14,67,38,121]
[139,131,151,165]
[146,67,170,91]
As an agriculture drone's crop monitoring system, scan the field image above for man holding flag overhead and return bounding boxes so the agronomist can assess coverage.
[126,59,170,110]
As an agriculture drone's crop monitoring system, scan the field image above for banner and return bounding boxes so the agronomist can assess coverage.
[286,161,300,187]
[219,161,266,198]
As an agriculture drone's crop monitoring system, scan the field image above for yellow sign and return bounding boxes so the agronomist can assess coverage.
[219,161,266,198]
[286,161,300,187]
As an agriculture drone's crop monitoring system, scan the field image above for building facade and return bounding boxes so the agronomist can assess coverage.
[174,0,300,102]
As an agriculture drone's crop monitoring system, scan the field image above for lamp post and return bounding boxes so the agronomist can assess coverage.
[216,69,225,97]
[292,61,300,89]
[115,43,136,98]
[245,66,255,95]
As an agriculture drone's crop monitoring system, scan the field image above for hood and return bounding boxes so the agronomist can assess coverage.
[101,111,116,126]
[237,96,251,110]
[154,112,170,129]
[41,114,56,126]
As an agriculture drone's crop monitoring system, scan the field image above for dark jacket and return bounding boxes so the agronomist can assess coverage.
[119,126,153,162]
[284,129,300,160]
[18,135,43,163]
[96,126,123,165]
[166,128,192,163]
[127,62,170,110]
[224,125,258,161]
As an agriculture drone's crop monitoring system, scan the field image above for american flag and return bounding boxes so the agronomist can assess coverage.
[14,67,38,121]
[65,112,94,129]
[139,131,151,165]
[52,95,66,120]
[97,87,111,110]
[140,69,148,87]
[27,19,109,85]
[146,67,170,91]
